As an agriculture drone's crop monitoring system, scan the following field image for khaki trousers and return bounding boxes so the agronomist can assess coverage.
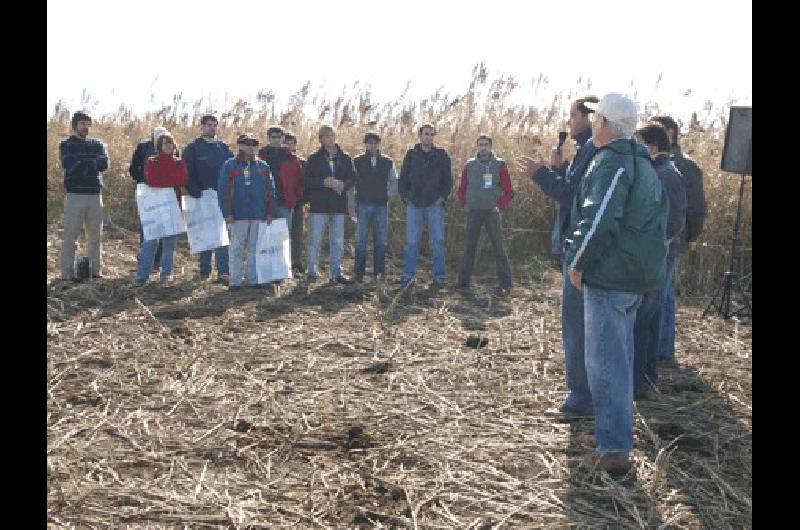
[59,193,103,279]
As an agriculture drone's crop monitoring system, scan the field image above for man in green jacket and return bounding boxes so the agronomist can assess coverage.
[564,93,668,476]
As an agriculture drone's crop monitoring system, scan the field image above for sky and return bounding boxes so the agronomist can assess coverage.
[47,0,751,123]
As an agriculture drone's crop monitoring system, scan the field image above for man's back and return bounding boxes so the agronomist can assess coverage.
[670,145,707,243]
[567,139,667,293]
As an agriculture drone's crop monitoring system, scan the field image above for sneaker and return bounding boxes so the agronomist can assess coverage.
[306,275,318,284]
[199,273,211,282]
[134,278,147,287]
[229,285,242,292]
[293,263,306,274]
[160,276,174,285]
[91,274,104,279]
[353,275,364,284]
[215,274,229,285]
[332,275,354,285]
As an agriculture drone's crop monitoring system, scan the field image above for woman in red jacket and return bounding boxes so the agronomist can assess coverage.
[136,132,188,285]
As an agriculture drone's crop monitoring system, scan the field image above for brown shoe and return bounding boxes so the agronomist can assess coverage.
[576,432,597,448]
[595,454,633,476]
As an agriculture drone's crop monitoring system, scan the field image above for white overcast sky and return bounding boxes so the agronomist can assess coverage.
[47,0,751,121]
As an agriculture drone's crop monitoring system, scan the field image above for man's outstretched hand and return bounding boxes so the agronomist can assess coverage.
[517,156,544,178]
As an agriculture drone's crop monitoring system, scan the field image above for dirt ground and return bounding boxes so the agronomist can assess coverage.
[47,227,752,529]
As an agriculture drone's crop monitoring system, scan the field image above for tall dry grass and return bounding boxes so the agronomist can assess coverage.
[46,69,751,298]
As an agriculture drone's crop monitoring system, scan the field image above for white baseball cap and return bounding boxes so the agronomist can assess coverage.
[585,93,639,136]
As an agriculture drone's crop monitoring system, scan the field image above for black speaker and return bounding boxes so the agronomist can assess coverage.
[721,106,752,174]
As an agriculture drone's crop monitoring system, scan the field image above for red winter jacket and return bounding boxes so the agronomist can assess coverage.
[144,152,189,204]
[258,146,305,209]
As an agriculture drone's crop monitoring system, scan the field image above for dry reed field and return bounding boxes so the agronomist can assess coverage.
[47,75,752,528]
[46,71,751,297]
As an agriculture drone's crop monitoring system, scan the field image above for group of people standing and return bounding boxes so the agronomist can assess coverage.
[58,113,516,293]
[57,90,707,477]
[519,93,707,475]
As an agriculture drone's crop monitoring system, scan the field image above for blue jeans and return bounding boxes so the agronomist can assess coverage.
[354,202,388,278]
[137,234,179,282]
[401,203,445,284]
[561,260,591,414]
[583,284,642,458]
[633,286,664,394]
[307,213,345,279]
[273,203,293,234]
[199,245,229,277]
[657,257,680,360]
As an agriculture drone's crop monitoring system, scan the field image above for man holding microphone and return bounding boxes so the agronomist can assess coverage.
[518,95,598,419]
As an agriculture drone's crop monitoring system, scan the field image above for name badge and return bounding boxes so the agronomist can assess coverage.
[482,173,493,189]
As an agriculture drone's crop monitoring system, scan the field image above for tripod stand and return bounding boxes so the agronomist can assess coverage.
[702,172,751,320]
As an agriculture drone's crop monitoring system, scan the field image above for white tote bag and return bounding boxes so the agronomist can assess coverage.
[136,184,187,241]
[181,190,230,254]
[255,218,292,283]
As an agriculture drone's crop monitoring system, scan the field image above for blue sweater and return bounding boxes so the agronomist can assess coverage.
[183,136,234,197]
[532,128,595,257]
[59,135,109,194]
[217,156,275,221]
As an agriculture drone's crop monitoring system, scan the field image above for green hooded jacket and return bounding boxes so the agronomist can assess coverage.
[564,138,668,293]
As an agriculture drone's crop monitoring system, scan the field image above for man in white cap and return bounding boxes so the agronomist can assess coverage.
[563,93,668,476]
[129,126,178,271]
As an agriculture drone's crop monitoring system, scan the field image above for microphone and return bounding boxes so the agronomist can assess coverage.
[557,131,568,151]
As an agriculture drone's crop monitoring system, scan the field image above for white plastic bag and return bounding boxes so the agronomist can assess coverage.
[255,218,292,283]
[136,184,186,241]
[182,190,229,254]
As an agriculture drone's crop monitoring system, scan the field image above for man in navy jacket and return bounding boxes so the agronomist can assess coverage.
[518,96,598,419]
[182,115,234,282]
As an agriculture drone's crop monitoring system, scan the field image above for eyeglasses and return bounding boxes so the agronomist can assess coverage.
[240,141,259,147]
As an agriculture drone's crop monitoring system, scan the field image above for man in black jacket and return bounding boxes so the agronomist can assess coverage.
[650,115,708,361]
[59,111,110,280]
[353,132,398,282]
[632,123,687,397]
[398,123,453,287]
[302,125,356,284]
[128,126,174,271]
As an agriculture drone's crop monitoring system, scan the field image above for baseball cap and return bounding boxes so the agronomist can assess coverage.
[585,93,639,135]
[236,133,260,146]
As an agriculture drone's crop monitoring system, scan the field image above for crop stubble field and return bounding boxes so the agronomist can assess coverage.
[47,77,752,528]
[46,228,751,528]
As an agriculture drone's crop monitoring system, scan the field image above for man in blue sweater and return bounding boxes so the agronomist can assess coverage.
[183,115,234,283]
[518,96,598,419]
[58,111,110,281]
